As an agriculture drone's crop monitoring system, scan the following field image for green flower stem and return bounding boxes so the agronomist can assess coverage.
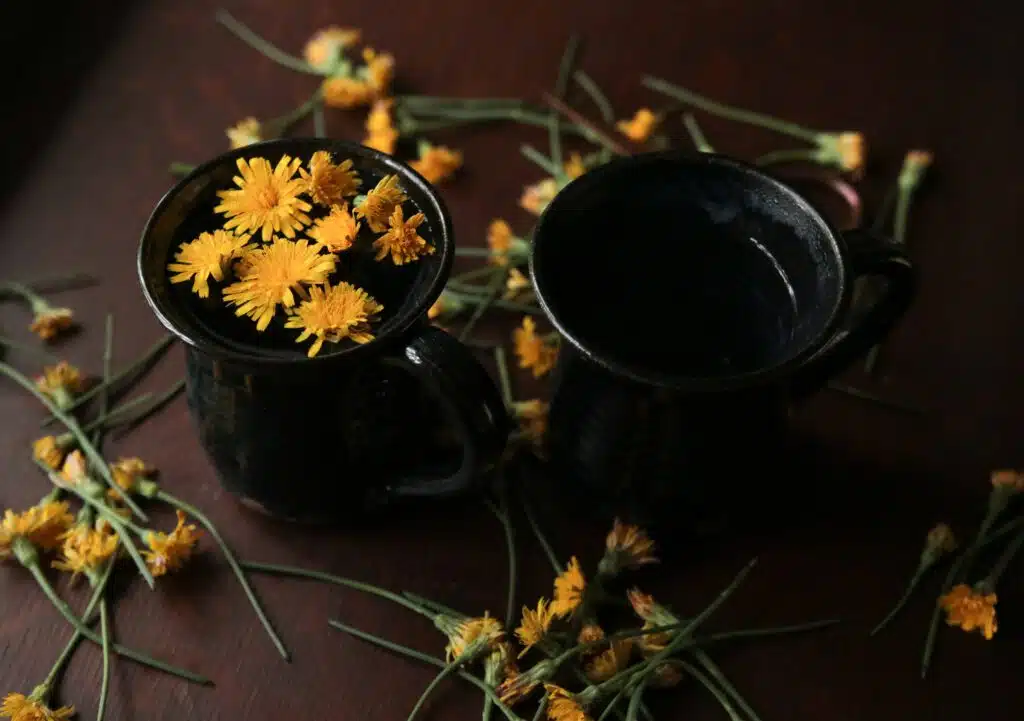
[678,659,743,721]
[825,382,925,415]
[157,492,289,660]
[14,272,98,295]
[404,107,591,139]
[34,459,154,585]
[42,334,175,427]
[0,335,61,363]
[979,525,1024,591]
[453,266,506,284]
[549,34,581,171]
[458,270,506,342]
[327,619,525,721]
[408,662,461,721]
[871,568,927,636]
[97,598,112,721]
[215,9,321,75]
[20,549,210,684]
[455,248,496,258]
[696,618,840,645]
[596,689,626,721]
[240,560,434,619]
[692,649,762,721]
[268,89,324,136]
[625,677,651,721]
[0,281,56,314]
[872,183,898,234]
[93,313,115,448]
[520,491,563,575]
[401,591,467,618]
[169,162,196,177]
[755,148,820,167]
[682,113,714,153]
[531,697,548,721]
[110,379,186,438]
[520,144,561,176]
[397,96,527,110]
[574,70,614,124]
[443,292,540,315]
[82,393,155,434]
[494,346,514,409]
[484,492,517,630]
[1,362,149,522]
[642,76,820,143]
[312,101,326,138]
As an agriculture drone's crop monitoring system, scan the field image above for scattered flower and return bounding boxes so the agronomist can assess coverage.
[939,584,997,640]
[30,307,75,342]
[497,659,554,706]
[616,108,660,142]
[0,691,74,721]
[372,205,435,265]
[410,143,463,185]
[168,229,252,298]
[0,502,75,559]
[815,131,865,177]
[322,75,375,108]
[990,469,1024,491]
[364,99,399,154]
[361,47,395,96]
[52,523,118,576]
[503,268,531,300]
[354,174,407,232]
[599,519,657,575]
[564,152,586,179]
[32,436,69,471]
[35,362,86,406]
[143,510,200,577]
[299,151,361,206]
[444,613,504,662]
[109,457,155,500]
[226,117,262,148]
[61,450,89,485]
[578,624,605,645]
[544,683,590,721]
[214,155,312,241]
[515,598,556,656]
[303,26,360,72]
[519,178,559,216]
[923,523,957,562]
[308,204,361,253]
[551,556,586,617]
[284,282,383,357]
[428,292,465,321]
[486,219,515,265]
[585,639,632,682]
[513,317,558,378]
[223,239,337,331]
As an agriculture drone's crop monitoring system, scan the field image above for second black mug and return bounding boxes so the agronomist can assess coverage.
[530,152,915,530]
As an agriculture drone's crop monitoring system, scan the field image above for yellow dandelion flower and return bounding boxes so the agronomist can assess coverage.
[991,469,1024,491]
[322,75,375,109]
[61,449,89,485]
[308,204,360,254]
[513,400,549,445]
[143,510,200,577]
[487,219,514,264]
[1,692,75,721]
[519,178,559,216]
[284,282,383,357]
[901,150,933,188]
[33,435,68,471]
[503,268,531,300]
[364,129,399,155]
[585,639,632,682]
[600,519,658,574]
[410,144,463,185]
[445,614,504,662]
[940,584,998,640]
[226,117,262,149]
[513,317,558,378]
[108,457,155,501]
[223,239,337,331]
[564,152,586,179]
[497,659,555,706]
[551,556,586,617]
[638,621,672,654]
[428,293,460,321]
[616,108,660,143]
[366,99,395,134]
[299,151,361,207]
[372,205,434,266]
[515,598,555,656]
[361,47,395,95]
[214,155,312,241]
[0,502,75,559]
[815,131,866,177]
[578,624,605,645]
[35,362,87,404]
[52,523,118,575]
[30,307,74,342]
[303,26,360,71]
[544,684,590,721]
[168,229,252,298]
[354,174,407,232]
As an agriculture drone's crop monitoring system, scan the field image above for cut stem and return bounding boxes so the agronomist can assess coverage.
[642,76,820,143]
[240,560,434,618]
[573,70,614,123]
[756,148,820,166]
[407,662,461,721]
[97,598,112,721]
[494,346,514,409]
[520,144,561,176]
[678,659,744,721]
[158,492,289,660]
[215,9,320,75]
[111,379,186,438]
[93,313,115,448]
[549,34,581,170]
[0,335,61,363]
[893,188,912,245]
[83,393,155,434]
[484,492,517,630]
[520,489,563,575]
[458,270,506,341]
[169,162,196,177]
[871,570,925,635]
[401,591,467,619]
[682,113,714,153]
[692,649,762,721]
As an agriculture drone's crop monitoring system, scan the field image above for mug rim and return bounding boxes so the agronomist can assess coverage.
[529,151,850,393]
[138,138,454,367]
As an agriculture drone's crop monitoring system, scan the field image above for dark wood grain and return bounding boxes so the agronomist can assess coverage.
[1,1,1021,719]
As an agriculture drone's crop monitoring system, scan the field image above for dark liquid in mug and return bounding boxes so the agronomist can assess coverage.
[554,229,797,378]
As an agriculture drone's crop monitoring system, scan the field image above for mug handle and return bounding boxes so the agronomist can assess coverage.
[791,227,915,398]
[383,323,510,499]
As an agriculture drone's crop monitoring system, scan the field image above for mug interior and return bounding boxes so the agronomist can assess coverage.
[531,153,845,387]
[139,138,451,363]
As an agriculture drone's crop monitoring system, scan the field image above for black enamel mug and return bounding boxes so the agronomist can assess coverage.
[139,139,509,522]
[530,152,915,531]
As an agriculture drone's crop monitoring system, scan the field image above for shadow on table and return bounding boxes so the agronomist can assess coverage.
[0,0,138,209]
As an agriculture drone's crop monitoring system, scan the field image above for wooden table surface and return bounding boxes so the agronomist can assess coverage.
[1,1,1020,719]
